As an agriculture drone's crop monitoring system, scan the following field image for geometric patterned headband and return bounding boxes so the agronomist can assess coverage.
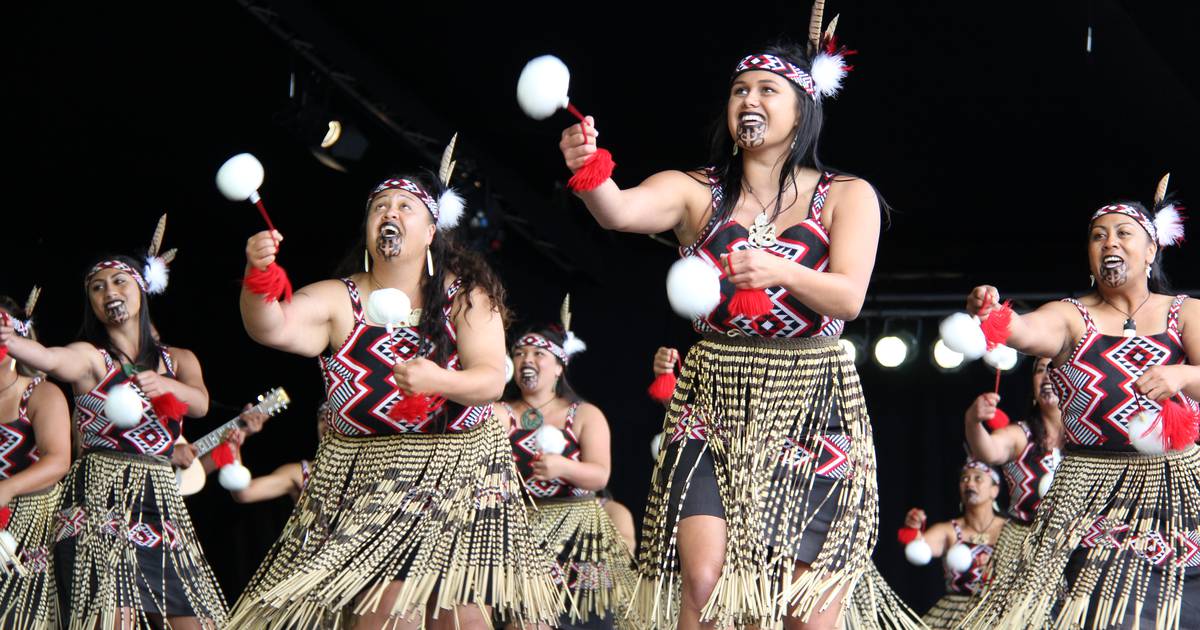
[6,286,40,338]
[365,135,466,232]
[1090,204,1160,244]
[1089,174,1186,249]
[733,54,817,98]
[731,4,854,102]
[85,260,148,293]
[368,178,441,224]
[962,459,1001,485]
[513,333,569,364]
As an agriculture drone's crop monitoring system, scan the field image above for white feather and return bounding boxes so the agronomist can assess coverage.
[1127,410,1165,454]
[104,384,145,429]
[436,188,466,230]
[535,425,568,455]
[517,55,572,120]
[1153,204,1185,247]
[365,289,412,331]
[810,52,847,99]
[218,463,252,491]
[939,313,987,361]
[666,257,722,320]
[650,432,665,461]
[216,153,265,202]
[563,331,587,356]
[905,538,932,566]
[144,257,169,295]
[945,543,974,573]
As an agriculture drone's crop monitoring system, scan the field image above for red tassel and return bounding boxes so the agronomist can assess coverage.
[647,372,677,403]
[0,345,7,363]
[243,263,294,304]
[1160,398,1200,451]
[387,393,432,422]
[151,392,189,424]
[210,442,236,468]
[0,506,10,530]
[567,148,615,192]
[986,408,1011,431]
[897,526,920,545]
[729,288,773,319]
[980,300,1014,350]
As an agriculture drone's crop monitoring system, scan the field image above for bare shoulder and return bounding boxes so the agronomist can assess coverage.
[572,402,608,429]
[162,345,197,363]
[302,277,355,302]
[29,378,68,407]
[823,176,880,228]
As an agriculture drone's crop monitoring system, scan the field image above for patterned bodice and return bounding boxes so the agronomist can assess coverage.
[945,520,994,595]
[300,459,311,491]
[507,402,588,499]
[1001,421,1061,523]
[1048,295,1196,452]
[680,169,844,338]
[0,378,44,478]
[74,348,182,456]
[320,278,489,436]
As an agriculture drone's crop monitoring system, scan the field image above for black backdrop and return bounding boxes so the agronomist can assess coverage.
[7,0,1198,614]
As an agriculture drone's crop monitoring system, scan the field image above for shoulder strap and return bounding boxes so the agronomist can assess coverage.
[951,519,963,543]
[808,171,835,224]
[18,377,43,419]
[565,402,581,428]
[342,278,365,323]
[1018,421,1033,441]
[159,347,177,377]
[680,167,727,257]
[98,349,116,371]
[1060,297,1097,333]
[443,278,464,320]
[1167,294,1187,335]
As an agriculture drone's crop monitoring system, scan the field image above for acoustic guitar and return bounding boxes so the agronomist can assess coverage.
[174,387,290,496]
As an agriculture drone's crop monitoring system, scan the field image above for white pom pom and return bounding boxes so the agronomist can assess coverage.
[0,530,18,569]
[939,313,986,361]
[517,55,571,120]
[666,257,722,320]
[535,425,568,455]
[366,289,412,331]
[216,153,265,202]
[563,331,587,357]
[650,432,665,460]
[436,188,466,230]
[1153,204,1186,247]
[810,52,847,99]
[1127,410,1165,454]
[218,463,252,491]
[144,257,169,295]
[1037,471,1055,498]
[105,384,145,429]
[984,344,1019,371]
[905,538,932,566]
[945,543,974,573]
[504,356,515,382]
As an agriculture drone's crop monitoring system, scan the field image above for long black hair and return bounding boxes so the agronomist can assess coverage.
[1089,200,1173,294]
[1024,357,1052,450]
[0,294,40,378]
[336,171,509,369]
[502,325,581,404]
[79,254,163,371]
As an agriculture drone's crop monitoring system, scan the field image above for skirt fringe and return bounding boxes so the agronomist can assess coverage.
[0,485,61,630]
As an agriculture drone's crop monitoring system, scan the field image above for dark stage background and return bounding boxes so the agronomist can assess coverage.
[8,0,1199,615]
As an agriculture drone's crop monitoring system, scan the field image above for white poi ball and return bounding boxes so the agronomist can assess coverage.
[945,543,974,573]
[218,463,252,491]
[104,384,145,429]
[939,313,987,361]
[984,344,1019,371]
[535,425,568,455]
[216,153,265,202]
[0,530,17,568]
[904,538,932,566]
[517,55,571,120]
[666,256,722,320]
[1037,471,1055,498]
[366,289,412,331]
[504,356,515,382]
[650,432,665,460]
[1127,410,1165,454]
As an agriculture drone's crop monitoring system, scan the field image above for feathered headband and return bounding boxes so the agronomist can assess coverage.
[732,1,854,101]
[511,295,587,365]
[1089,173,1185,248]
[367,134,465,231]
[84,214,178,295]
[7,286,41,338]
[963,459,1001,485]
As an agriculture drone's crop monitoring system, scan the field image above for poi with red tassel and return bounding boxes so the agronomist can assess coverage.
[217,153,293,303]
[724,256,773,319]
[386,339,433,423]
[210,441,252,491]
[151,392,189,424]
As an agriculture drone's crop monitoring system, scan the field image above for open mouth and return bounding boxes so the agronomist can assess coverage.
[519,365,539,388]
[1102,255,1124,270]
[736,112,767,147]
[104,299,129,322]
[739,112,765,126]
[377,222,402,259]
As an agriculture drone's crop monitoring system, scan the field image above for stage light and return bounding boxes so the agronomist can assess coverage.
[874,334,913,369]
[932,339,965,371]
[838,336,865,367]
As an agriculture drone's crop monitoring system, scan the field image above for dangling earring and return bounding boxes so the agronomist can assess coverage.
[732,143,739,156]
[790,135,798,151]
[426,248,434,277]
[1089,274,1095,287]
[1146,263,1153,279]
[363,248,370,273]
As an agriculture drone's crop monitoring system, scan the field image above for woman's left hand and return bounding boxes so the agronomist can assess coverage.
[392,357,446,395]
[1135,365,1190,402]
[133,371,171,399]
[531,453,569,481]
[722,249,791,290]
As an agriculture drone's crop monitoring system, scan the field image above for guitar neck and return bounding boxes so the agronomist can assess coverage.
[191,416,247,457]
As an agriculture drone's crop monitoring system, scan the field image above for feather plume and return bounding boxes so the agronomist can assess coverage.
[809,0,826,53]
[1154,173,1170,205]
[439,133,458,186]
[560,294,572,332]
[24,286,41,317]
[149,214,168,257]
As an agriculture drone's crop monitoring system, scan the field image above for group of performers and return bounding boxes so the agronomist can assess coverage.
[1,2,1196,628]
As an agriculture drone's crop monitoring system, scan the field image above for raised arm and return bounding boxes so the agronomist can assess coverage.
[967,287,1076,360]
[239,230,337,357]
[0,319,101,384]
[231,462,303,504]
[963,393,1027,465]
[0,382,71,505]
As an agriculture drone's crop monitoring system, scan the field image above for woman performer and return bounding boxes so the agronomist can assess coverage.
[228,403,330,505]
[0,290,71,629]
[961,357,1063,605]
[960,177,1200,629]
[498,320,637,629]
[559,6,887,624]
[900,460,1007,629]
[2,245,227,628]
[229,157,556,629]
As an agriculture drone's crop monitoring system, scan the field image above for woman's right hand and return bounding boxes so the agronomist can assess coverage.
[246,230,283,271]
[965,393,1001,425]
[904,508,927,530]
[653,347,679,375]
[967,285,1000,318]
[559,116,598,174]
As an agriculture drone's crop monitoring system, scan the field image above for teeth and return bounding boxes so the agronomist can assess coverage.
[381,224,400,237]
[740,113,764,123]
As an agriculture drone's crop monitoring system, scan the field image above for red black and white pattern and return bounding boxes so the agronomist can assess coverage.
[512,334,569,364]
[669,404,709,443]
[733,54,816,97]
[368,178,440,223]
[1091,204,1161,245]
[0,378,42,479]
[1001,422,1061,523]
[1078,516,1200,568]
[945,520,994,595]
[320,278,487,436]
[85,260,148,292]
[682,170,843,338]
[54,506,181,550]
[1048,296,1197,451]
[73,349,182,456]
[507,402,589,499]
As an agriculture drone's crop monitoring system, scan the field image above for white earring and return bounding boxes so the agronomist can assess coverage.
[426,248,434,277]
[1089,274,1095,287]
[1146,264,1152,279]
[363,249,370,273]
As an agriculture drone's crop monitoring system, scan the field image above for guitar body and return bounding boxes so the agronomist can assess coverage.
[173,388,290,497]
[176,449,208,496]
